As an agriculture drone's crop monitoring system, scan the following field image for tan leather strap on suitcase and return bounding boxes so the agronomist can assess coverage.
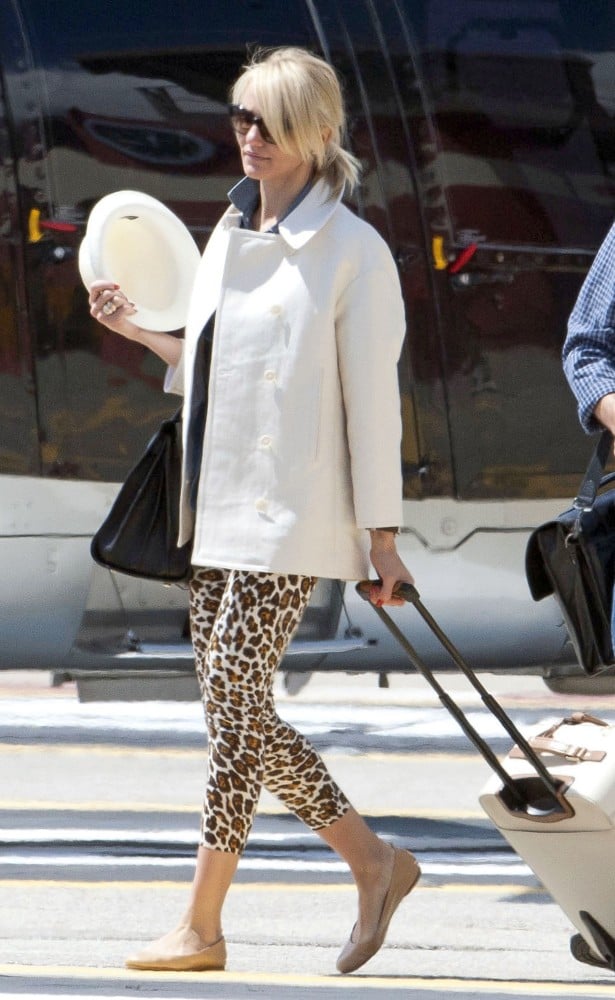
[540,712,608,733]
[511,737,606,762]
[510,713,608,762]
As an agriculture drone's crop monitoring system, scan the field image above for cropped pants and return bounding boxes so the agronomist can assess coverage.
[190,567,350,853]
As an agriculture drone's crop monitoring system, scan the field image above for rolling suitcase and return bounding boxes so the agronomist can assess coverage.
[357,580,615,972]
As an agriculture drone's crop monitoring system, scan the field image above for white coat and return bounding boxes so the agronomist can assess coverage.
[166,178,406,581]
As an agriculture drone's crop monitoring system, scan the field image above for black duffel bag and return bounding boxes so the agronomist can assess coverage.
[90,408,192,584]
[526,430,615,675]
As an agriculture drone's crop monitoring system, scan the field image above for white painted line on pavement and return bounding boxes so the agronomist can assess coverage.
[0,697,569,741]
[0,852,532,877]
[0,827,312,845]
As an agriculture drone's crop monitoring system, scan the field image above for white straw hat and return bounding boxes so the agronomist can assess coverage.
[79,190,200,331]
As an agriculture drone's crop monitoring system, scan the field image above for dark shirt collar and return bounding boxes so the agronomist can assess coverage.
[228,177,260,229]
[228,176,314,233]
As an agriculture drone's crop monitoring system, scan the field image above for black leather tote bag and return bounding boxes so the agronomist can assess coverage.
[525,430,615,675]
[91,408,192,583]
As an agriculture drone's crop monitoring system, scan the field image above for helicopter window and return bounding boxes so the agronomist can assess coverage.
[398,0,615,249]
[13,0,324,234]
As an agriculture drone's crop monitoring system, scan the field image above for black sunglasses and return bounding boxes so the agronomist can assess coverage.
[228,104,277,144]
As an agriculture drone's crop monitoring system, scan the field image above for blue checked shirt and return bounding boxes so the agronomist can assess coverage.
[563,222,615,433]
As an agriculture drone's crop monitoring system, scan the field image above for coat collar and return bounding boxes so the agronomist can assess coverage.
[222,177,343,252]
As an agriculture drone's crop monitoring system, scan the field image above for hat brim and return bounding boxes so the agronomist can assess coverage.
[79,190,201,331]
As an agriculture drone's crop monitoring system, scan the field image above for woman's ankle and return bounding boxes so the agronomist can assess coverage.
[351,840,394,890]
[179,910,223,945]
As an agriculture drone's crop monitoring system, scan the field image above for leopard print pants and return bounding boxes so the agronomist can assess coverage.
[190,567,350,853]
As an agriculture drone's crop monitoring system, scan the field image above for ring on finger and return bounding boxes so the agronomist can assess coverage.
[102,299,118,316]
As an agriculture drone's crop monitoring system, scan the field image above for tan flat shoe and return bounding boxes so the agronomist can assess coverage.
[336,848,421,974]
[125,928,226,972]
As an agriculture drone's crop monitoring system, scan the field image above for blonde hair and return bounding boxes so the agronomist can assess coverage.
[231,47,361,197]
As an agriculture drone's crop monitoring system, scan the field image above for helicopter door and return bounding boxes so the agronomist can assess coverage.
[316,0,615,502]
[0,67,38,476]
[311,0,448,500]
[395,0,615,501]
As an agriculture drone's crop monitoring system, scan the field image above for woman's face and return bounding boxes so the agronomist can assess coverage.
[234,87,311,188]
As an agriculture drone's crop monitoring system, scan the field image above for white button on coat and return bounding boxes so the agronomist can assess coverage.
[166,178,406,581]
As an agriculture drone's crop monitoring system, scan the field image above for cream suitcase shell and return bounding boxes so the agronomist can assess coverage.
[480,713,615,963]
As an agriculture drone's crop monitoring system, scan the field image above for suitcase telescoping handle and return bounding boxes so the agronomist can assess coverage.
[357,581,573,819]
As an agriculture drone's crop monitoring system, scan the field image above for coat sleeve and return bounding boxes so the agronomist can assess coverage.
[335,250,407,528]
[563,222,615,433]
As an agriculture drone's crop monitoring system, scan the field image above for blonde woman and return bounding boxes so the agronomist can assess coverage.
[90,46,419,976]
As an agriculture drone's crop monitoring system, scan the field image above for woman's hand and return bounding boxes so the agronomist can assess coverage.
[89,280,140,339]
[368,530,414,606]
[89,280,184,368]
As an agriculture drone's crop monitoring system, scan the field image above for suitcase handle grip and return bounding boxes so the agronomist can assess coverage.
[356,579,419,603]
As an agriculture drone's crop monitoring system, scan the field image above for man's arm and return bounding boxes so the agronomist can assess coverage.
[594,393,615,436]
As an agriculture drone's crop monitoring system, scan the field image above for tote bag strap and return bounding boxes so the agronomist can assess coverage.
[574,428,613,510]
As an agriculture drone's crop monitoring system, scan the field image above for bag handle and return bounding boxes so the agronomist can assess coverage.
[574,428,613,509]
